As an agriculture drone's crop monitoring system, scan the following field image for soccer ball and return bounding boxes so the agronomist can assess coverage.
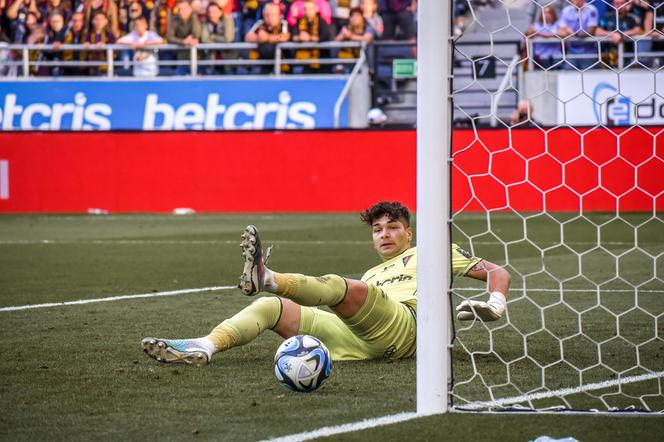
[273,335,331,393]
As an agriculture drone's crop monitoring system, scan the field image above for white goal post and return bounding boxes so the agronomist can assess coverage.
[416,0,452,415]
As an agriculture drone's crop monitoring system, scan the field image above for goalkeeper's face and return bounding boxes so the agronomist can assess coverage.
[371,215,413,261]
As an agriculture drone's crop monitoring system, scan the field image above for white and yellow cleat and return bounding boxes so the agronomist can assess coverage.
[141,337,211,367]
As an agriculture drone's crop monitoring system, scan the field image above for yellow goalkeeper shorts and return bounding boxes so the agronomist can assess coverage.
[297,284,416,361]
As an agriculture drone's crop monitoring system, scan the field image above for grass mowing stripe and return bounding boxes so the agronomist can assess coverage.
[0,285,236,312]
[261,412,421,442]
[459,371,664,410]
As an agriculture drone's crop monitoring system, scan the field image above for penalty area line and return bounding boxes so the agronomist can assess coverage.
[0,285,237,313]
[459,371,664,410]
[261,412,422,442]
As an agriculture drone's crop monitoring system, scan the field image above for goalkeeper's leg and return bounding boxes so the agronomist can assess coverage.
[142,296,294,366]
[238,224,369,319]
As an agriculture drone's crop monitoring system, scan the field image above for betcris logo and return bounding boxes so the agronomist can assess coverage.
[592,81,664,126]
[0,79,346,130]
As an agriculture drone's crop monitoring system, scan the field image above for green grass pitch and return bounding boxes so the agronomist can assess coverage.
[0,213,661,441]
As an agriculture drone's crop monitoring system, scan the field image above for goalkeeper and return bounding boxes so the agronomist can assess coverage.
[142,201,511,365]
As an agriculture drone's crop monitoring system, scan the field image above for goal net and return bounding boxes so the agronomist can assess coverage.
[447,0,664,412]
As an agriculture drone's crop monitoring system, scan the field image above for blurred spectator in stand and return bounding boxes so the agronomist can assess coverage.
[287,0,331,27]
[367,107,386,126]
[41,9,68,75]
[361,0,381,38]
[241,0,288,37]
[7,0,42,42]
[335,6,373,70]
[0,0,10,42]
[84,0,120,37]
[167,0,201,74]
[528,0,561,24]
[378,0,413,40]
[151,0,176,36]
[558,0,599,69]
[63,10,87,74]
[118,0,148,34]
[39,0,71,22]
[85,10,116,74]
[510,100,540,127]
[245,1,290,73]
[526,4,563,69]
[595,0,642,66]
[330,0,359,31]
[118,14,162,75]
[201,0,236,74]
[291,0,332,73]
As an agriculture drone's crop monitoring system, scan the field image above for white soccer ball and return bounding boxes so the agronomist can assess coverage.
[274,335,331,393]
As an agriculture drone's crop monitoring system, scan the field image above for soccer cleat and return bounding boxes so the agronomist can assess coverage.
[238,225,270,296]
[456,299,505,322]
[141,337,211,366]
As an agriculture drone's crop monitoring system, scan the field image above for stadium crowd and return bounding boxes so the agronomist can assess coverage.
[0,0,418,75]
[526,0,664,69]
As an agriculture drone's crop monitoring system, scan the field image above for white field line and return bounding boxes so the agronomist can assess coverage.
[0,285,236,313]
[261,412,422,442]
[459,371,664,410]
[453,287,664,293]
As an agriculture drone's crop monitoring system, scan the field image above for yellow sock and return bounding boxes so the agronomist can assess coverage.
[273,273,347,307]
[206,296,282,352]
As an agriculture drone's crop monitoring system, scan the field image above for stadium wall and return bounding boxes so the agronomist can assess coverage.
[0,128,661,213]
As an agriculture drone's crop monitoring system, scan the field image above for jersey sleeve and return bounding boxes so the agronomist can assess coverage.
[451,243,482,276]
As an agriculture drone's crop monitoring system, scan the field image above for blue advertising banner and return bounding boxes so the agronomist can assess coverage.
[0,78,348,130]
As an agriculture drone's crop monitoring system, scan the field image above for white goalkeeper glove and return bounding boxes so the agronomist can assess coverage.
[456,291,507,322]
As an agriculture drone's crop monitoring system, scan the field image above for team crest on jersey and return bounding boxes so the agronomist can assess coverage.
[456,247,473,259]
[402,255,413,267]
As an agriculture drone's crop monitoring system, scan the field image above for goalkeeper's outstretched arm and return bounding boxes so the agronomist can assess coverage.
[456,260,511,321]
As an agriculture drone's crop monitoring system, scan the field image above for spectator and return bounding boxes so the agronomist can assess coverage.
[526,4,563,69]
[118,0,147,34]
[201,1,236,74]
[361,0,382,38]
[62,10,87,75]
[167,0,201,74]
[7,0,42,43]
[330,0,359,31]
[151,0,176,37]
[117,14,163,75]
[510,100,540,127]
[39,0,72,22]
[241,0,288,37]
[85,10,116,75]
[335,5,373,70]
[367,107,387,126]
[42,9,68,75]
[595,0,643,66]
[0,0,10,42]
[84,0,120,38]
[558,0,599,70]
[528,0,561,24]
[245,2,290,73]
[292,0,332,72]
[378,0,413,40]
[287,0,332,27]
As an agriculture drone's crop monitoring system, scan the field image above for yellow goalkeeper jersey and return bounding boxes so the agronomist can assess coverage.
[360,244,481,310]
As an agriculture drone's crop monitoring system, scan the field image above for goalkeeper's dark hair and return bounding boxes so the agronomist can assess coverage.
[360,201,411,227]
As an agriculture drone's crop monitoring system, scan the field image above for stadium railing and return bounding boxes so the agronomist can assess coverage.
[0,41,366,77]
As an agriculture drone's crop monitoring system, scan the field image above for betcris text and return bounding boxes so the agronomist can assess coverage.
[0,91,317,130]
